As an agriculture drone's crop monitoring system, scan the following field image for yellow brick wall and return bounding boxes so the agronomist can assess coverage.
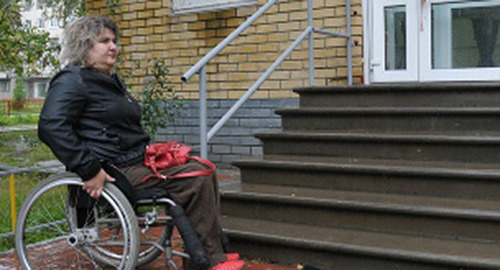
[86,0,363,99]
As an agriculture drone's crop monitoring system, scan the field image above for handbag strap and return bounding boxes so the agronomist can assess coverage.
[167,156,216,180]
[147,154,163,179]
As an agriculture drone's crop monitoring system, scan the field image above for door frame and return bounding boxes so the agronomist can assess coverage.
[364,0,500,83]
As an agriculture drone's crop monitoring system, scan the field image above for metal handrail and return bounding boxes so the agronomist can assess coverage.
[181,0,352,158]
[208,26,313,140]
[182,0,278,82]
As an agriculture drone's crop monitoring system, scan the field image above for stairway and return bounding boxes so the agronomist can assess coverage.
[219,84,500,270]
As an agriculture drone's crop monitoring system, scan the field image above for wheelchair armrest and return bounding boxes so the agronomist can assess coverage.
[102,162,137,205]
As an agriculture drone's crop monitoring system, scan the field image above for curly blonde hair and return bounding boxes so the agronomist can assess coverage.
[60,15,119,66]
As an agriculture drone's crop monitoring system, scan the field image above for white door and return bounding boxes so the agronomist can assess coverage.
[369,0,500,83]
[371,0,419,82]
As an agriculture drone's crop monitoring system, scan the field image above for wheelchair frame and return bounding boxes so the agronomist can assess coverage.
[15,172,191,270]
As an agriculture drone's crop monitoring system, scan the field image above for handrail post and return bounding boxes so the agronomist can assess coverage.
[9,173,17,232]
[199,66,208,159]
[308,0,314,86]
[346,0,353,85]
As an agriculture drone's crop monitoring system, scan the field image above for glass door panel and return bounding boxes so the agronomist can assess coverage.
[421,0,500,81]
[432,1,500,69]
[385,6,407,70]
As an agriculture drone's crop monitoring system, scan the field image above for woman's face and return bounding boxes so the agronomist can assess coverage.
[86,28,118,74]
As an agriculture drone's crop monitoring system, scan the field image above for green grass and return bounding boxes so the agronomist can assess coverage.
[22,183,70,247]
[0,130,55,167]
[0,172,49,252]
[0,130,58,252]
[0,114,39,127]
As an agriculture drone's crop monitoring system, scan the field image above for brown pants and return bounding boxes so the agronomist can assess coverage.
[120,160,226,265]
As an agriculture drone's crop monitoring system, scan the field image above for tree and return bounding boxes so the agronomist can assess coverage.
[10,0,184,139]
[12,76,26,110]
[38,0,121,26]
[38,0,86,26]
[0,1,59,77]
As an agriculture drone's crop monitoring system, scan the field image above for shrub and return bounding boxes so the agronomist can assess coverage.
[133,58,185,141]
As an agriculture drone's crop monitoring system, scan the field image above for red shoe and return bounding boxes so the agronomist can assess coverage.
[225,252,240,261]
[210,260,244,270]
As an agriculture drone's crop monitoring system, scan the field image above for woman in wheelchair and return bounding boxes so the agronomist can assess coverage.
[31,15,244,270]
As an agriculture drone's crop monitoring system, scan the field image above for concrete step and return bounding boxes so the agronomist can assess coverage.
[256,131,500,164]
[276,107,500,133]
[295,84,500,108]
[221,182,500,243]
[222,216,500,270]
[233,156,500,200]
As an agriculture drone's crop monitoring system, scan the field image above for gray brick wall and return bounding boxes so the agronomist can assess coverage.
[156,98,299,168]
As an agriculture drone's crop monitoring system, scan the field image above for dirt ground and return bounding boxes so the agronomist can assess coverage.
[0,241,297,270]
[0,169,297,270]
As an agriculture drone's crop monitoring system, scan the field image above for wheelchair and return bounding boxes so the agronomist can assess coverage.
[14,165,210,270]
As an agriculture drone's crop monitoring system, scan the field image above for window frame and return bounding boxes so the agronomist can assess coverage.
[172,0,256,14]
[24,1,32,11]
[50,17,58,28]
[38,18,44,28]
[0,80,10,93]
[34,81,49,98]
[420,0,500,82]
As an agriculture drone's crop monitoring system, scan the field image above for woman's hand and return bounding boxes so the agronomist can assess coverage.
[83,169,115,198]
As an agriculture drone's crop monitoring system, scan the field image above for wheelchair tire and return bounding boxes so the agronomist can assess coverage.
[15,173,140,270]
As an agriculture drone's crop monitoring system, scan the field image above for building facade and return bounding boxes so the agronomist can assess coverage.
[86,0,362,166]
[85,0,500,166]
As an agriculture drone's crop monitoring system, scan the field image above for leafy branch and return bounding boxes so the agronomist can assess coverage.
[132,58,186,141]
[0,2,60,77]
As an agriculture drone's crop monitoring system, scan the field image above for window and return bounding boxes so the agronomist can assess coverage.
[430,2,500,69]
[25,1,32,11]
[38,18,44,28]
[0,80,9,93]
[173,0,256,14]
[25,20,32,28]
[50,17,59,28]
[34,81,49,98]
[368,0,500,82]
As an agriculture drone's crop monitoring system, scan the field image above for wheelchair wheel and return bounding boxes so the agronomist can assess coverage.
[15,173,140,270]
[135,205,171,266]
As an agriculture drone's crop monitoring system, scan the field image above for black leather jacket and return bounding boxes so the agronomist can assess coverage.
[38,66,150,181]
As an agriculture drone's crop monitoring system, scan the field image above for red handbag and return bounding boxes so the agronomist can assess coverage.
[142,141,216,182]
